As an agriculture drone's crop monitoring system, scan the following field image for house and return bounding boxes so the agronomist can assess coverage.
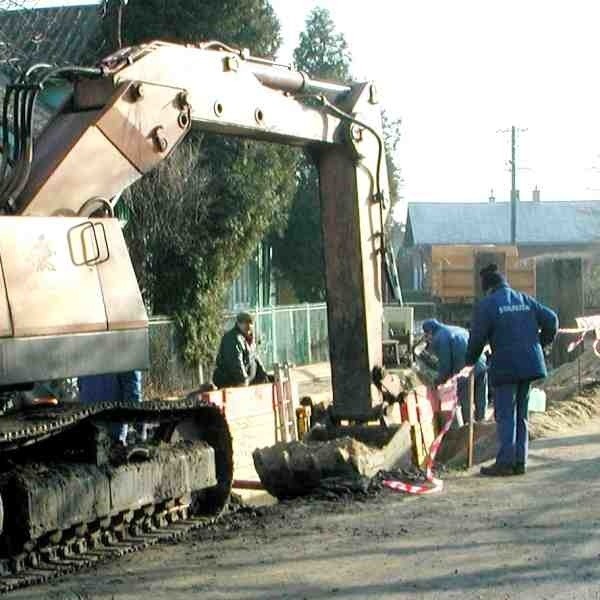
[401,198,600,354]
[404,199,600,298]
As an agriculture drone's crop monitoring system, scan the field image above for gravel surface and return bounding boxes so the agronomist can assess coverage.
[15,410,600,600]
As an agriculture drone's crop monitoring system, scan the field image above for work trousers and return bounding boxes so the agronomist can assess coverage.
[457,370,488,423]
[494,381,531,467]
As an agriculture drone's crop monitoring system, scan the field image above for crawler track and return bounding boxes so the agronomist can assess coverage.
[0,497,222,594]
[0,396,234,594]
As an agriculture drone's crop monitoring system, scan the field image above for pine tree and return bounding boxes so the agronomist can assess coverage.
[272,7,351,302]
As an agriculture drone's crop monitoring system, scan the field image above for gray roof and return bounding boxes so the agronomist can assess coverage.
[405,201,600,247]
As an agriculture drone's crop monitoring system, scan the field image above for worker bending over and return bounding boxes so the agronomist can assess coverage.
[213,312,269,388]
[422,319,488,422]
[466,264,558,477]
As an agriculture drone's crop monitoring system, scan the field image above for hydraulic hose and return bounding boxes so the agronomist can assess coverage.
[0,64,104,211]
[310,95,403,305]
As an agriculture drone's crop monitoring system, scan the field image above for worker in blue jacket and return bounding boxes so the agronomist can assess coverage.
[422,319,488,422]
[466,264,558,477]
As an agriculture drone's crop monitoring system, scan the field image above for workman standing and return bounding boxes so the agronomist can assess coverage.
[213,312,270,388]
[466,264,558,477]
[422,319,488,422]
[78,371,143,445]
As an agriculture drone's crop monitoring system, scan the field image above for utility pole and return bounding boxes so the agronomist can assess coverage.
[510,126,517,244]
[510,126,516,200]
[498,126,527,244]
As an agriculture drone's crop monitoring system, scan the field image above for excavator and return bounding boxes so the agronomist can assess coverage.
[0,40,396,589]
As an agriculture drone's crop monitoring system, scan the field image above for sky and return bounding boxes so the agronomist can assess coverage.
[13,0,600,211]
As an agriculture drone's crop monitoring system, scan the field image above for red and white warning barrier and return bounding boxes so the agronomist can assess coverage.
[383,366,472,495]
[558,314,600,356]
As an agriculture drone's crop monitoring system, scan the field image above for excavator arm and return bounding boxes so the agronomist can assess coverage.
[0,41,392,420]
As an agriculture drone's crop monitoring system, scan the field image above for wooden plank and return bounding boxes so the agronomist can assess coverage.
[223,384,275,420]
[228,412,277,483]
[0,257,12,338]
[400,392,419,425]
[420,420,436,458]
[411,422,427,467]
[467,375,475,468]
[416,391,435,423]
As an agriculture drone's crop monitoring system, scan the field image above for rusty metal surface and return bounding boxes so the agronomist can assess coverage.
[96,81,190,174]
[318,86,388,420]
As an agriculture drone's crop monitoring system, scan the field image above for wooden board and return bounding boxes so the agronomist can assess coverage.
[411,422,426,467]
[429,245,535,301]
[420,420,436,459]
[202,384,290,486]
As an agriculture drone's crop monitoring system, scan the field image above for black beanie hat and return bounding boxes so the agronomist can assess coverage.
[480,263,506,292]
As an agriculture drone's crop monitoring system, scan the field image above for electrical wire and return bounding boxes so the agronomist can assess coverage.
[0,63,103,211]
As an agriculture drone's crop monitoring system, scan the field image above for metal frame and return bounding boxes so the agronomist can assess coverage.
[0,329,149,385]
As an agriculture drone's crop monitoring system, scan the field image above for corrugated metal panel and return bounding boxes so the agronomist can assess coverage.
[407,201,600,246]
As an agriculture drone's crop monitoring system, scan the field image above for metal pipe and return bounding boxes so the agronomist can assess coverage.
[248,63,351,98]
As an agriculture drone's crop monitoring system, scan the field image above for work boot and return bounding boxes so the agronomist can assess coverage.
[513,463,526,475]
[480,463,514,477]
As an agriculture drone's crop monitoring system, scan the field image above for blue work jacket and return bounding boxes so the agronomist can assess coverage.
[427,321,486,385]
[465,284,558,386]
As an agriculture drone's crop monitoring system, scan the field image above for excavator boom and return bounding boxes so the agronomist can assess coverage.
[0,40,390,420]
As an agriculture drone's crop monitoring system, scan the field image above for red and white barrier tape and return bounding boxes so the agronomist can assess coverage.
[383,366,472,495]
[558,315,600,356]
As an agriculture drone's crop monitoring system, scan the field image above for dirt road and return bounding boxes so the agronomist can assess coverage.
[16,417,600,600]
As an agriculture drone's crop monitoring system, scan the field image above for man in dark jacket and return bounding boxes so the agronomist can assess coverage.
[213,312,269,388]
[422,319,488,421]
[466,264,558,476]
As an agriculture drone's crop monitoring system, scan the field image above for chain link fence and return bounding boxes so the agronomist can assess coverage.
[146,302,438,396]
[223,303,329,368]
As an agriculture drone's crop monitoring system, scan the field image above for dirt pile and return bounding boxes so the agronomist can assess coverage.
[528,348,600,437]
[540,347,600,402]
[253,436,390,499]
[253,424,415,500]
[530,383,600,438]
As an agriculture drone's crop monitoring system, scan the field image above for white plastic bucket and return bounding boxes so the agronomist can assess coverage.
[529,387,547,413]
